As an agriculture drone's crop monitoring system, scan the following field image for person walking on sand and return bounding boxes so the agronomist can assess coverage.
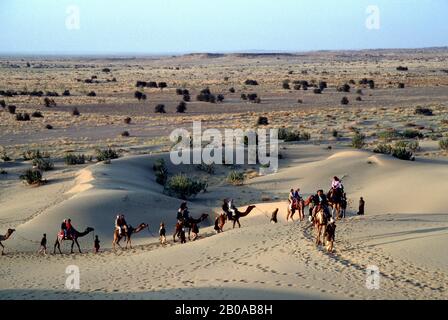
[38,233,47,255]
[159,222,166,245]
[94,235,100,253]
[358,197,365,215]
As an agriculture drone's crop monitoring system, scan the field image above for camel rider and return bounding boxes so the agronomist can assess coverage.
[288,189,295,210]
[66,219,73,238]
[177,202,189,224]
[228,199,237,218]
[316,190,331,219]
[115,214,128,236]
[61,219,68,239]
[294,188,302,201]
[331,176,342,190]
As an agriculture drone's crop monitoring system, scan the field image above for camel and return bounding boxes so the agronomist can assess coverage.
[286,199,304,222]
[0,228,15,255]
[214,213,227,233]
[313,206,328,246]
[327,189,343,220]
[174,214,208,242]
[227,205,256,229]
[54,227,94,254]
[113,223,148,250]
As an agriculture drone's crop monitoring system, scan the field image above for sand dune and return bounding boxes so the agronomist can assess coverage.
[1,144,447,299]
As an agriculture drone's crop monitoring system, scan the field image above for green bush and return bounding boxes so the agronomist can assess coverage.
[392,147,414,161]
[20,169,44,185]
[96,148,119,162]
[32,158,54,171]
[65,154,86,165]
[351,133,366,149]
[153,159,168,185]
[165,174,207,200]
[278,128,310,142]
[378,130,400,141]
[23,150,49,161]
[197,162,215,174]
[440,138,448,151]
[373,144,392,154]
[401,129,423,139]
[227,171,245,186]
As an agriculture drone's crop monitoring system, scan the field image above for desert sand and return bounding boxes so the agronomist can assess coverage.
[1,50,448,300]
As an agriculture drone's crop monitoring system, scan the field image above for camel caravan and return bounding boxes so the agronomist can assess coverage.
[0,176,354,256]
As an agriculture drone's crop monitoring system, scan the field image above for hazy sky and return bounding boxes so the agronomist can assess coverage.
[1,0,447,55]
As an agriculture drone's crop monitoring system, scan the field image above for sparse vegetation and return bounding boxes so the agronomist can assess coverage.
[278,128,310,142]
[415,106,433,116]
[32,157,54,171]
[31,111,43,118]
[155,104,166,113]
[227,171,245,186]
[72,107,80,116]
[153,158,168,186]
[96,148,119,162]
[20,169,44,185]
[341,97,349,105]
[440,138,448,151]
[16,113,31,121]
[177,101,187,113]
[65,153,86,165]
[244,79,258,86]
[257,116,269,126]
[352,133,366,149]
[392,146,414,161]
[165,174,207,200]
[7,105,16,114]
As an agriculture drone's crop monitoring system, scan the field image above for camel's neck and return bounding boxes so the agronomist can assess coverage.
[132,225,147,235]
[77,229,91,237]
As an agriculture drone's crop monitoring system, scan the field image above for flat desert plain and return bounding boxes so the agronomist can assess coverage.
[0,49,448,299]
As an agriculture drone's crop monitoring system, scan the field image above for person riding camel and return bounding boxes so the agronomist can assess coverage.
[313,190,331,220]
[115,214,128,237]
[228,199,237,218]
[288,189,295,210]
[61,219,68,239]
[177,202,190,225]
[65,219,73,239]
[330,176,344,203]
[294,188,302,201]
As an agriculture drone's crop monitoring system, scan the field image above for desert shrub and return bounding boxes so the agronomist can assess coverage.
[102,68,111,73]
[397,66,409,71]
[439,139,448,151]
[31,111,43,118]
[217,94,225,103]
[378,129,400,141]
[136,81,147,88]
[332,130,339,138]
[356,96,362,101]
[297,99,303,104]
[356,89,363,95]
[155,104,166,113]
[87,91,96,97]
[23,149,48,161]
[182,89,189,95]
[183,94,191,102]
[368,80,375,89]
[278,128,310,142]
[415,106,433,116]
[124,117,132,124]
[197,162,215,174]
[7,105,16,114]
[302,84,308,90]
[146,82,157,88]
[62,90,71,96]
[0,169,6,175]
[392,147,414,161]
[257,116,269,126]
[177,101,187,113]
[121,131,130,137]
[32,157,54,171]
[402,129,423,139]
[153,158,168,186]
[0,100,5,108]
[282,81,291,90]
[46,91,59,97]
[341,97,349,105]
[398,83,405,89]
[96,148,119,162]
[293,84,301,90]
[176,88,183,95]
[44,98,56,107]
[244,79,258,86]
[197,88,216,103]
[406,141,420,152]
[158,82,168,90]
[337,84,351,92]
[45,124,53,130]
[1,151,11,162]
[374,144,392,154]
[319,81,327,90]
[20,169,43,185]
[16,113,30,121]
[352,133,366,149]
[313,88,322,94]
[65,154,86,165]
[134,91,145,101]
[165,174,207,200]
[247,93,258,102]
[72,107,80,116]
[229,87,236,93]
[227,171,245,186]
[241,93,247,101]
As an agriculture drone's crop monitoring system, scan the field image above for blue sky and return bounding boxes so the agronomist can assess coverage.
[0,0,447,55]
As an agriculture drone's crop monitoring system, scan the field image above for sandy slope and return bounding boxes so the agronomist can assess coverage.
[1,145,447,299]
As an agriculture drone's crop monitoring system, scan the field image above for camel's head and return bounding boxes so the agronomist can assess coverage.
[138,223,149,229]
[86,227,95,233]
[200,214,209,221]
[7,229,15,235]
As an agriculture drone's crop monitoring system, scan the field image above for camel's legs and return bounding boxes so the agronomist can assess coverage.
[0,242,4,255]
[75,239,82,253]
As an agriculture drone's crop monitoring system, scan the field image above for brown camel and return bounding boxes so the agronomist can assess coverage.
[327,189,343,220]
[174,214,209,242]
[0,228,16,255]
[214,213,227,233]
[54,227,94,254]
[313,206,328,246]
[113,223,148,250]
[228,205,256,229]
[286,199,305,222]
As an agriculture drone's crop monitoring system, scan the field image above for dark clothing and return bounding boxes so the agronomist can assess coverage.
[318,194,329,206]
[61,223,67,230]
[358,200,365,215]
[40,237,47,246]
[94,239,100,248]
[159,227,166,237]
